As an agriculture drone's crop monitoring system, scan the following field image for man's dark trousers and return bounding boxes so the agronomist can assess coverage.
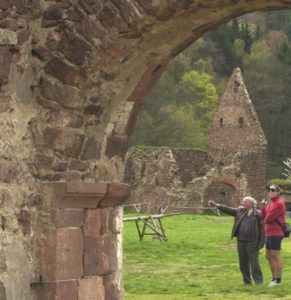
[237,241,263,284]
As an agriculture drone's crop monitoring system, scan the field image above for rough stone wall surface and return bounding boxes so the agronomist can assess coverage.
[0,1,290,299]
[209,68,267,152]
[124,147,257,214]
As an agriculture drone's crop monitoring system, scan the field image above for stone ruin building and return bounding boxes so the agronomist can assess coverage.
[125,67,267,213]
[0,1,289,299]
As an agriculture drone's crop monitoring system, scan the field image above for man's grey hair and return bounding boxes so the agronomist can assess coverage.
[243,196,257,208]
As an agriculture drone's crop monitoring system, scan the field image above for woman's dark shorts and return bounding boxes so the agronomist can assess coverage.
[265,236,283,250]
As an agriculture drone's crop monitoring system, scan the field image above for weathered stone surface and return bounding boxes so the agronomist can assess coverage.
[32,46,52,61]
[109,207,122,234]
[58,33,92,66]
[17,210,31,235]
[81,138,101,160]
[0,159,19,183]
[44,57,87,87]
[105,134,128,159]
[69,160,87,171]
[41,228,83,281]
[54,208,84,228]
[103,274,121,300]
[36,281,78,300]
[98,3,129,33]
[83,209,102,238]
[51,182,107,208]
[83,235,116,276]
[43,127,85,158]
[0,0,11,10]
[44,4,63,20]
[83,237,99,276]
[54,162,68,172]
[40,76,87,109]
[0,251,7,273]
[76,18,108,46]
[0,29,17,45]
[100,209,109,235]
[84,105,103,117]
[0,47,12,85]
[78,276,105,300]
[0,281,6,300]
[0,96,13,113]
[34,153,54,170]
[98,183,131,208]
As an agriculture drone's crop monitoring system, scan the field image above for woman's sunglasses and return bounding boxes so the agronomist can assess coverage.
[268,188,277,192]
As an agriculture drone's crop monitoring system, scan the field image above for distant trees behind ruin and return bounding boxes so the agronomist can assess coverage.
[130,11,291,179]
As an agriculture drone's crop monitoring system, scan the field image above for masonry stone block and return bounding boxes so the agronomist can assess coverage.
[43,127,85,158]
[41,228,83,281]
[0,96,13,113]
[0,159,19,183]
[44,57,86,87]
[0,29,17,45]
[34,153,54,170]
[100,209,109,235]
[83,209,101,238]
[105,134,128,159]
[83,237,100,276]
[81,138,101,160]
[54,208,84,228]
[0,47,12,85]
[103,274,121,300]
[69,160,87,171]
[40,76,87,109]
[36,281,78,300]
[109,207,123,234]
[51,182,107,208]
[78,276,105,300]
[17,209,31,235]
[58,33,92,66]
[98,183,131,208]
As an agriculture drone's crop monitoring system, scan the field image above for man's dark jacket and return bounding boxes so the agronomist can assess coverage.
[218,205,265,250]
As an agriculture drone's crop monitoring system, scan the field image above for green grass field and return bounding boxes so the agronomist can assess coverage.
[123,214,291,299]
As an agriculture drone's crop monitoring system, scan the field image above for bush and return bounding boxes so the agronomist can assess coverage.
[267,178,291,191]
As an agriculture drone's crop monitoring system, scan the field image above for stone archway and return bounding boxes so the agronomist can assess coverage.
[204,181,238,208]
[1,1,291,299]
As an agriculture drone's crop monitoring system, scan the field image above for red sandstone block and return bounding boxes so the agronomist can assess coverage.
[83,237,100,276]
[100,209,109,235]
[41,228,83,281]
[78,276,105,300]
[108,207,122,234]
[35,280,78,300]
[54,208,84,228]
[83,209,101,238]
[51,182,107,208]
[98,183,130,208]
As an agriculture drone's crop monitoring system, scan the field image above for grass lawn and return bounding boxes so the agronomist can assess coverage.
[123,214,291,299]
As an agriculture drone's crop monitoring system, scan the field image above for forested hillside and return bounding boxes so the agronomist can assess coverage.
[129,11,291,179]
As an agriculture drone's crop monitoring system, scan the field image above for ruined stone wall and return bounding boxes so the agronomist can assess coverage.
[124,147,263,214]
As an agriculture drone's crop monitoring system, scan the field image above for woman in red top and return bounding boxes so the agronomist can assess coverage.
[261,185,286,287]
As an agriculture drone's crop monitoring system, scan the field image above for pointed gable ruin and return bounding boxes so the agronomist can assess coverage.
[208,67,267,203]
[209,67,267,154]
